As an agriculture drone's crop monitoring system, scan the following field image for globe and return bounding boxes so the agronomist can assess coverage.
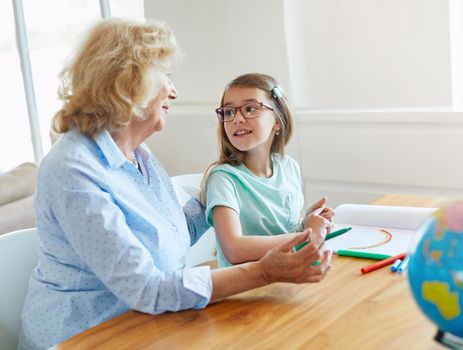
[408,200,463,339]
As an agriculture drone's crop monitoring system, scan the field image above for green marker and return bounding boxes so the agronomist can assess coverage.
[294,226,352,252]
[326,226,352,240]
[337,250,391,260]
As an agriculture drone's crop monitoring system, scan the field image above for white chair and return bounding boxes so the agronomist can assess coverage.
[0,228,38,350]
[171,174,216,267]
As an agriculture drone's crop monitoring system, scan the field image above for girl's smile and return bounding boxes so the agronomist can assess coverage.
[233,128,252,136]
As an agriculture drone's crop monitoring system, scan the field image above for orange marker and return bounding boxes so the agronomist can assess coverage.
[360,252,407,274]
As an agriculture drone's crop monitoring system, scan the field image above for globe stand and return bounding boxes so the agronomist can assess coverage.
[435,329,463,349]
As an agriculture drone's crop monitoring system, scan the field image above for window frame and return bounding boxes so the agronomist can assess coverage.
[11,0,111,164]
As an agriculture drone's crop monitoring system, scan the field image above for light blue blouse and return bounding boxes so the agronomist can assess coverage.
[18,129,212,350]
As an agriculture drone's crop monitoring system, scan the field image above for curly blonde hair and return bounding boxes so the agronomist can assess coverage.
[53,18,179,136]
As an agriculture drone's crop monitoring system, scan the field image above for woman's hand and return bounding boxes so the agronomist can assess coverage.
[210,229,332,302]
[258,229,332,284]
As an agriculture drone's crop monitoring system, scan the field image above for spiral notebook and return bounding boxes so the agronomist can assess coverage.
[324,204,437,257]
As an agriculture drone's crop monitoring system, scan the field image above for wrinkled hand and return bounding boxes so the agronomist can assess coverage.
[259,229,332,284]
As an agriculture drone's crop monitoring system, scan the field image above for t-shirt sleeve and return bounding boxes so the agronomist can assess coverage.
[205,171,240,227]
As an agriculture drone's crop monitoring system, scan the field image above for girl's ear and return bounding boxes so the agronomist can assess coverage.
[273,121,281,132]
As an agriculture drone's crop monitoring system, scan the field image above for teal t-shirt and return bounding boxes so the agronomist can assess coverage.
[205,154,304,267]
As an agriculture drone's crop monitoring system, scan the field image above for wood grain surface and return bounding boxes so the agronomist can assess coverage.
[55,194,446,350]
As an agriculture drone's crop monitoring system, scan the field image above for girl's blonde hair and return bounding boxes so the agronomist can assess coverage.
[200,73,294,204]
[53,18,179,136]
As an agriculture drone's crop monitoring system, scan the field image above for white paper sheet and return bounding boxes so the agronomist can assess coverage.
[324,204,437,256]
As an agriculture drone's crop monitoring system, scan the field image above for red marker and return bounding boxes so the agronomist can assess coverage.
[360,252,407,274]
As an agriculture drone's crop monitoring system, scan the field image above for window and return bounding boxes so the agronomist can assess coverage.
[110,0,144,18]
[2,0,144,172]
[0,1,33,172]
[23,0,101,157]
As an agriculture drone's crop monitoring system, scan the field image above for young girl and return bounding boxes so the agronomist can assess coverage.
[202,73,334,267]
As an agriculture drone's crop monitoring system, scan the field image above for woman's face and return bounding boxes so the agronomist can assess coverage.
[143,74,178,133]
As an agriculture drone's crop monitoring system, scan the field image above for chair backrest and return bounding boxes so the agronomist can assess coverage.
[171,174,216,267]
[0,228,38,350]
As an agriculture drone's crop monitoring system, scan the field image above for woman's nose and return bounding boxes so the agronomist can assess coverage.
[168,80,178,99]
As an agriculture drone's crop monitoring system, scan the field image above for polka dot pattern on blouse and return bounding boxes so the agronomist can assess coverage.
[18,129,212,350]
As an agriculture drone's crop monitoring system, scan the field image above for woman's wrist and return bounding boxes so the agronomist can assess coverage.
[250,260,271,286]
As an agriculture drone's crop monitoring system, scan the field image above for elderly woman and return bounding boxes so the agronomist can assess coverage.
[19,19,332,349]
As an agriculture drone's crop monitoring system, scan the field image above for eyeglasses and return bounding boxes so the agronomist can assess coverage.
[215,102,274,123]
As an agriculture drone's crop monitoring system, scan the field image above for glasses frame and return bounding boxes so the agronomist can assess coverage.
[215,101,274,123]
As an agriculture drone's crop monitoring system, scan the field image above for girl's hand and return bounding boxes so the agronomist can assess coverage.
[305,213,332,237]
[305,197,335,228]
[259,229,332,284]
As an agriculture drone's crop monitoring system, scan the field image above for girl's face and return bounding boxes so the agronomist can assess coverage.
[222,86,280,155]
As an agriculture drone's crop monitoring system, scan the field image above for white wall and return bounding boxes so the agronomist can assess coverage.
[284,0,452,109]
[145,0,463,208]
[145,0,290,104]
[298,110,463,206]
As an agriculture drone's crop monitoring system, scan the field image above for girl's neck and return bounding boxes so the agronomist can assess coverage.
[243,151,273,178]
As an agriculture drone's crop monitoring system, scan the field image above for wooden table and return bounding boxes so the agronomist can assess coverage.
[55,195,447,350]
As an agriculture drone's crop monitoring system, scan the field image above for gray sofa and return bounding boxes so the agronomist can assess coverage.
[0,163,37,235]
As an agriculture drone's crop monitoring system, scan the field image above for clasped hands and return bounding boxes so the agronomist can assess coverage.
[258,197,334,284]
